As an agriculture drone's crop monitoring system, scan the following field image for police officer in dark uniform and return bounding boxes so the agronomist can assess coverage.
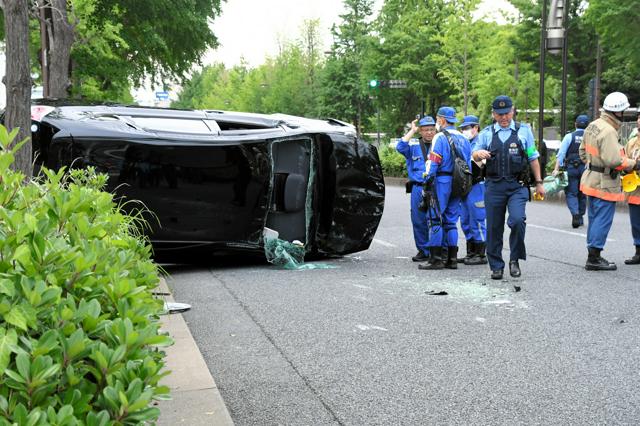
[472,96,546,280]
[396,116,437,261]
[553,114,589,228]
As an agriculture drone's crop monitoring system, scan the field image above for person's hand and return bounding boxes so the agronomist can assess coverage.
[551,169,559,177]
[410,119,419,133]
[474,150,491,161]
[536,182,546,196]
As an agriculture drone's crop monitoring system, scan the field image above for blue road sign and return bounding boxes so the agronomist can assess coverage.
[156,91,170,100]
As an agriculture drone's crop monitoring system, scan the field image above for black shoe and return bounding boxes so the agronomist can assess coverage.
[585,248,617,271]
[509,260,521,277]
[491,269,504,280]
[571,214,581,228]
[624,246,640,265]
[419,247,444,270]
[412,251,429,262]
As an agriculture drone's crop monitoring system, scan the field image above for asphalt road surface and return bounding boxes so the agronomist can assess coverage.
[164,184,640,425]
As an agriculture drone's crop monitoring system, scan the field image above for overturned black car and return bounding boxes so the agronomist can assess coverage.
[27,103,385,259]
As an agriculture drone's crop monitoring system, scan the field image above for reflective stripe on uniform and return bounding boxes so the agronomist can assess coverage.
[628,194,640,205]
[585,144,599,156]
[580,184,625,202]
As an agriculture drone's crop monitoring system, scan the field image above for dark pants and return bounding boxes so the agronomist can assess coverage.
[565,164,586,218]
[586,196,616,250]
[410,184,430,255]
[630,203,640,247]
[484,179,529,271]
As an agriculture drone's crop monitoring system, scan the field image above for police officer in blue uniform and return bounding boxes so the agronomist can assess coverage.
[396,116,437,261]
[553,114,589,228]
[472,96,545,280]
[458,115,487,265]
[419,107,471,270]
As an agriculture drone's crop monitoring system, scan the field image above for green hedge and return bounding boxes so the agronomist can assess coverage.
[378,144,407,178]
[0,126,171,425]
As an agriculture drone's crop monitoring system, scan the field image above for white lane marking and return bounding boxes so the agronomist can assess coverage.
[352,284,372,290]
[373,238,397,248]
[528,223,616,242]
[355,324,388,331]
[396,256,409,259]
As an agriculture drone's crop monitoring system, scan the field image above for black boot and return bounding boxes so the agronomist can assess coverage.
[465,241,488,265]
[445,246,458,269]
[571,214,581,228]
[585,247,617,271]
[624,245,640,265]
[412,251,429,262]
[457,240,473,262]
[419,247,444,270]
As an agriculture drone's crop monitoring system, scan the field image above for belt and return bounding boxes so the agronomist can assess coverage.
[588,164,609,173]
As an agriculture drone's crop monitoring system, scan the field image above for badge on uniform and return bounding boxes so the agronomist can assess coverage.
[509,142,519,155]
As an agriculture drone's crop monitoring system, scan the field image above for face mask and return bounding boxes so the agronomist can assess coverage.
[462,129,474,139]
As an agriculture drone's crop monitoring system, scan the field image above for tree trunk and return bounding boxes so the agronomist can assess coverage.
[46,0,74,98]
[3,0,33,176]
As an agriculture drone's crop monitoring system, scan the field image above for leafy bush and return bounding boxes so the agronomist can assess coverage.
[0,126,171,425]
[378,144,407,178]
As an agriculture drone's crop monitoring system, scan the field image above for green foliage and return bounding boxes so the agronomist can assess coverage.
[174,20,325,117]
[0,125,171,424]
[378,144,407,178]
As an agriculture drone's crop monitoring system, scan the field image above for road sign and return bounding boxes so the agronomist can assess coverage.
[388,80,407,89]
[155,91,170,100]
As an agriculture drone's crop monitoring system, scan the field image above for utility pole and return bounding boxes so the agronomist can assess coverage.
[538,0,547,150]
[559,0,569,137]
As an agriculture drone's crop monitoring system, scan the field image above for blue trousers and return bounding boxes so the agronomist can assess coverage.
[484,179,529,271]
[586,196,616,249]
[427,177,460,248]
[565,165,586,218]
[410,184,430,255]
[460,182,486,242]
[630,203,640,246]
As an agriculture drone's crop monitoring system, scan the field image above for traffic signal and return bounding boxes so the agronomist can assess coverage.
[369,79,382,88]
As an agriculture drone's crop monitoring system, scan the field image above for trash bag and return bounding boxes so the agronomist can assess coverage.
[263,237,336,270]
[543,171,568,196]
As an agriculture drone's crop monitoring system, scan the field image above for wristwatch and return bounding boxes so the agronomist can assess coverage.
[535,180,544,184]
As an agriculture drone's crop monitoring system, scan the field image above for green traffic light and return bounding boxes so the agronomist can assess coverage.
[369,79,379,88]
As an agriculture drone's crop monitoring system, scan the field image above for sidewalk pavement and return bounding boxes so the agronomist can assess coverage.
[155,278,234,425]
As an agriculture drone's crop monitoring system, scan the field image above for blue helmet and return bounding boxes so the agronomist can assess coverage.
[459,115,479,128]
[436,106,458,123]
[418,116,436,127]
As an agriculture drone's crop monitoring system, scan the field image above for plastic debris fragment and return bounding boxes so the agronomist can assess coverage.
[264,237,336,270]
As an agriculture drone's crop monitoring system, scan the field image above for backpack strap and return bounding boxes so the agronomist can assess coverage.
[418,138,430,164]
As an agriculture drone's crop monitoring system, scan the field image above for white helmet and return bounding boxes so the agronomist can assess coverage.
[603,92,630,112]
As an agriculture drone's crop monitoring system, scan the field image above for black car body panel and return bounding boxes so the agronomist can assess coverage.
[27,103,385,257]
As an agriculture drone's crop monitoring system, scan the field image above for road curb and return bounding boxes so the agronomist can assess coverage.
[156,277,234,426]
